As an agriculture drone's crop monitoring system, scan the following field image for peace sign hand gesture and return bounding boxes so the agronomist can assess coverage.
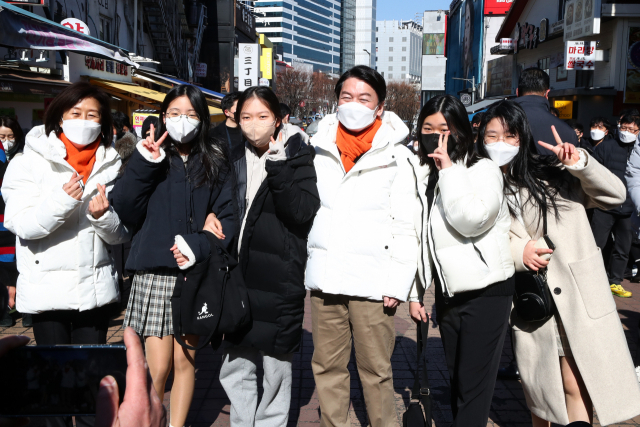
[141,124,168,160]
[428,132,453,170]
[537,125,579,166]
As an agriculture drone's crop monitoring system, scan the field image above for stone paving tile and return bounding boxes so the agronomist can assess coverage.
[3,279,640,426]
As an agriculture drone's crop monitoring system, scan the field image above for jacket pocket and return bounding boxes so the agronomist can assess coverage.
[568,249,616,319]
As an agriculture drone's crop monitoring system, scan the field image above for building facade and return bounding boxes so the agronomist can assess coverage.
[421,10,448,103]
[354,0,376,68]
[375,20,422,84]
[253,0,342,74]
[341,0,357,73]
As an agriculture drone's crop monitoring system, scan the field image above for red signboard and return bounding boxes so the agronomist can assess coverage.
[484,0,513,15]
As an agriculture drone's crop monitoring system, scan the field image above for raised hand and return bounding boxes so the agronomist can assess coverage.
[427,132,453,170]
[141,124,167,160]
[62,171,84,201]
[537,125,579,166]
[203,213,225,240]
[170,244,189,267]
[89,184,110,219]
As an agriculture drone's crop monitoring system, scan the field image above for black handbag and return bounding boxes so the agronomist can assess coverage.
[403,318,432,427]
[171,231,251,350]
[513,209,554,323]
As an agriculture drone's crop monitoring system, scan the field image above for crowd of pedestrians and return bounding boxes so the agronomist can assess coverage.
[1,65,640,427]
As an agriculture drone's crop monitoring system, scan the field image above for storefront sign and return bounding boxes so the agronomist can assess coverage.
[550,20,564,35]
[195,63,207,78]
[553,100,573,119]
[235,0,256,39]
[486,56,514,97]
[565,40,596,70]
[133,111,159,138]
[259,78,269,87]
[539,19,548,43]
[624,27,640,104]
[60,18,90,36]
[260,48,273,80]
[514,22,541,53]
[500,38,513,50]
[85,56,128,76]
[563,0,601,42]
[484,0,513,15]
[238,44,259,91]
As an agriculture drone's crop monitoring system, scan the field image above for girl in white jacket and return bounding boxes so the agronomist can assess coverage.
[408,95,515,427]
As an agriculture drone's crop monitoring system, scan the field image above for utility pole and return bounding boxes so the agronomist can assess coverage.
[453,75,476,105]
[363,49,371,68]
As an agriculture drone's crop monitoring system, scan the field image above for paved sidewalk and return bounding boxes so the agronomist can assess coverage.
[3,280,640,426]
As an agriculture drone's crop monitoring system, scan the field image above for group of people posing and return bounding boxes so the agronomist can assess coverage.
[1,65,640,427]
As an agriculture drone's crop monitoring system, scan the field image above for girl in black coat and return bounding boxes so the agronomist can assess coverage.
[110,85,236,427]
[209,87,319,427]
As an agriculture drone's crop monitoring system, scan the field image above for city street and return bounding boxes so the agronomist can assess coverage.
[3,279,640,427]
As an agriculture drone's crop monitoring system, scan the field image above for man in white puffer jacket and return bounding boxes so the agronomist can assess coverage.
[306,66,419,427]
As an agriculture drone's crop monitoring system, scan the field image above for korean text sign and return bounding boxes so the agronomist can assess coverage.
[565,41,596,71]
[239,43,259,91]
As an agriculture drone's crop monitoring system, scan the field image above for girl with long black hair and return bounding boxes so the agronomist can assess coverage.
[110,84,237,427]
[0,116,25,160]
[477,100,640,427]
[407,95,515,426]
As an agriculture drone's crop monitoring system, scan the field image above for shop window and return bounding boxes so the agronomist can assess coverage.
[402,66,406,71]
[556,65,568,82]
[537,57,550,76]
[99,15,112,43]
[576,70,594,88]
[389,56,393,61]
[389,47,393,52]
[402,46,407,51]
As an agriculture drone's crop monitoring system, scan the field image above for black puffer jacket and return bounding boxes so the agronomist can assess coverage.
[592,137,634,215]
[225,133,320,354]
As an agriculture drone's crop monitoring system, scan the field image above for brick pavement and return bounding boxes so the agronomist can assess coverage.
[3,280,640,426]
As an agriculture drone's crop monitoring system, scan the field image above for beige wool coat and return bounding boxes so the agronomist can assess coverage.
[509,150,640,426]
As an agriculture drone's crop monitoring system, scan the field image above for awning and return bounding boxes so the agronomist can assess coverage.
[0,1,137,67]
[89,78,223,116]
[135,69,224,99]
[465,97,509,114]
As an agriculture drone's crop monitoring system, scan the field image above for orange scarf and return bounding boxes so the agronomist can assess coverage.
[335,118,382,173]
[60,133,101,184]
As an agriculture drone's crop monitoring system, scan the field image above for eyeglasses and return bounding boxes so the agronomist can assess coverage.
[620,126,640,134]
[484,134,519,145]
[166,110,200,124]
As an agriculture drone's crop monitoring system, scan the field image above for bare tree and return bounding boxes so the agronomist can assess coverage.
[276,69,338,119]
[384,81,421,135]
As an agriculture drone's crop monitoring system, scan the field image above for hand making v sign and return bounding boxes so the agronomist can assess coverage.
[141,124,168,160]
[428,131,453,170]
[537,125,579,167]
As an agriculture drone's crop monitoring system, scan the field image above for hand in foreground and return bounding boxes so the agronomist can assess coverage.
[383,296,400,309]
[95,327,166,427]
[170,244,189,267]
[537,125,579,166]
[141,124,167,160]
[409,301,429,324]
[63,171,84,201]
[89,184,110,219]
[203,212,225,240]
[427,132,453,170]
[523,240,553,271]
[0,335,30,427]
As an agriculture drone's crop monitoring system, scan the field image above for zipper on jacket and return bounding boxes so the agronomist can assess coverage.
[407,158,427,293]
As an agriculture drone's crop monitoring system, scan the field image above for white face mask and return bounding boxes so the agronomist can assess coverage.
[590,129,605,141]
[241,120,276,148]
[1,139,15,152]
[165,116,201,144]
[61,119,102,146]
[336,102,378,131]
[484,140,519,167]
[619,130,638,144]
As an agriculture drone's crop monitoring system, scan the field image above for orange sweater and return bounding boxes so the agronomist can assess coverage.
[335,118,382,173]
[60,133,101,184]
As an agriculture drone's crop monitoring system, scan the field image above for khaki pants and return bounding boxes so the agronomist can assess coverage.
[310,291,397,427]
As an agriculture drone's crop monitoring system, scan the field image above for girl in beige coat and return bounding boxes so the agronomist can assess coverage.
[477,101,640,427]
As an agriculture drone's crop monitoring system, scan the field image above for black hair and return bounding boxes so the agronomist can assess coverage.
[235,86,284,138]
[141,115,159,138]
[335,65,386,104]
[589,116,611,131]
[416,94,479,169]
[112,111,132,140]
[471,112,485,127]
[221,91,242,115]
[549,107,560,118]
[566,120,583,134]
[517,68,550,95]
[156,84,227,188]
[44,81,113,148]
[620,114,640,128]
[0,116,25,159]
[619,108,640,119]
[476,100,567,224]
[280,103,291,118]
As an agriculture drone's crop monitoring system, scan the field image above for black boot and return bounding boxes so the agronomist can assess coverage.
[0,310,14,327]
[21,313,32,327]
[565,422,592,426]
[497,362,520,380]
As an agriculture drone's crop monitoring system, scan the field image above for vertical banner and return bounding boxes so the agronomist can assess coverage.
[260,48,273,80]
[239,43,259,91]
[625,27,640,103]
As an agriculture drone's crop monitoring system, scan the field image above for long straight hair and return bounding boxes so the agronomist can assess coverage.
[235,86,284,139]
[476,101,567,224]
[416,94,480,169]
[156,84,227,188]
[0,116,25,159]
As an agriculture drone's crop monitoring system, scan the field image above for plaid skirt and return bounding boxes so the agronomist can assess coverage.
[124,269,178,338]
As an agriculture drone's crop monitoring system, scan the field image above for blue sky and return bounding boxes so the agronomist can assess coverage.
[376,0,452,23]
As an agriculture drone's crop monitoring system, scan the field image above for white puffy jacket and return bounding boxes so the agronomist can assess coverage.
[2,125,130,314]
[305,111,419,301]
[408,155,515,300]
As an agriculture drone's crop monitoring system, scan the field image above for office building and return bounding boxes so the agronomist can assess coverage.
[375,20,422,84]
[355,0,376,68]
[341,0,357,73]
[421,10,447,103]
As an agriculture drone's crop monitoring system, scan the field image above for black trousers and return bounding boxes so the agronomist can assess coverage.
[31,305,112,427]
[436,290,512,427]
[591,209,633,285]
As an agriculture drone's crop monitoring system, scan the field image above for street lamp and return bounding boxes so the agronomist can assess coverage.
[452,76,477,105]
[363,49,371,68]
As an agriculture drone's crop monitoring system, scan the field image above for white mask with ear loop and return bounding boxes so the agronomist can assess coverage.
[590,129,605,141]
[165,116,201,144]
[484,141,520,167]
[61,119,102,146]
[1,139,15,152]
[336,102,378,131]
[619,130,638,144]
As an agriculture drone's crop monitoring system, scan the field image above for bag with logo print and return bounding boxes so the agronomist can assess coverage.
[171,231,251,350]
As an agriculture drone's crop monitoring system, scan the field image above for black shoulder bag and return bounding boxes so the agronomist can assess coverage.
[171,231,251,350]
[513,208,554,323]
[403,318,432,427]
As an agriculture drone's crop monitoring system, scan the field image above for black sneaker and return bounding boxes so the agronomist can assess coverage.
[0,310,14,327]
[21,313,32,327]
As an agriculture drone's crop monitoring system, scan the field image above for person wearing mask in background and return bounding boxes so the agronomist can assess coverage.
[616,109,640,138]
[587,116,612,152]
[0,116,27,328]
[477,100,640,427]
[110,84,237,427]
[590,114,640,298]
[112,111,137,145]
[514,68,578,156]
[212,87,319,427]
[306,65,419,427]
[408,95,515,427]
[567,120,587,149]
[280,102,310,144]
[209,91,243,147]
[1,82,130,427]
